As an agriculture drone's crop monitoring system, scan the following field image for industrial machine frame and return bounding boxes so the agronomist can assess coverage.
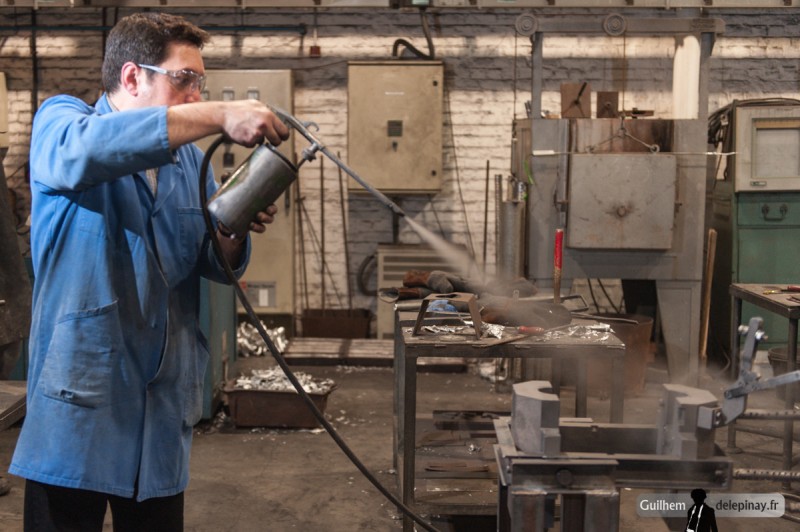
[510,13,724,384]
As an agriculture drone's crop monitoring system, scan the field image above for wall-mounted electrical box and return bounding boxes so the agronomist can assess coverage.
[347,61,443,194]
[197,70,295,317]
[0,73,9,149]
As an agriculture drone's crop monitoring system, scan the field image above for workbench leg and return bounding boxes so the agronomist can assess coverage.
[393,317,402,473]
[610,355,624,423]
[508,487,547,532]
[726,294,743,452]
[730,294,742,380]
[782,318,798,490]
[401,353,417,532]
[584,490,620,532]
[576,358,587,418]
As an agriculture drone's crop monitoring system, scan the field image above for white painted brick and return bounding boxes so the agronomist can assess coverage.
[3,8,800,317]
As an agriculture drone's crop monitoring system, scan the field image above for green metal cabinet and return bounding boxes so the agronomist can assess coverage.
[709,186,800,361]
[199,279,237,420]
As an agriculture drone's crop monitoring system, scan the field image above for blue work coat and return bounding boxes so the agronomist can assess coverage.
[9,94,249,500]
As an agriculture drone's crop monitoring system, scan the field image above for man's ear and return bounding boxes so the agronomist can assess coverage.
[119,62,142,96]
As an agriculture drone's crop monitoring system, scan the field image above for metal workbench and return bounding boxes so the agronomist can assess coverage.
[393,311,625,531]
[727,283,800,488]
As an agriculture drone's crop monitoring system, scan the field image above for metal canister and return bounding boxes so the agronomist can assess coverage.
[207,144,298,238]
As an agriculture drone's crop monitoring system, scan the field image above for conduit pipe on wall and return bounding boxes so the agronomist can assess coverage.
[1,24,307,34]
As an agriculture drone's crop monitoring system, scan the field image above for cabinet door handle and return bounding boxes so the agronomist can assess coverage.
[761,203,788,221]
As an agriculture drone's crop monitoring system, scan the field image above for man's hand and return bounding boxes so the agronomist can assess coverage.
[220,101,290,147]
[247,203,278,234]
[216,204,278,266]
[167,100,291,149]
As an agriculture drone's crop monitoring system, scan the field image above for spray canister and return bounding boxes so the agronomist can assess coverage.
[207,143,298,238]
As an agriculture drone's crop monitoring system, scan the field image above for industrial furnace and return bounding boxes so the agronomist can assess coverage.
[507,14,723,383]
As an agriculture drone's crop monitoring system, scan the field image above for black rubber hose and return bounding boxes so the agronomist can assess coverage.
[199,136,439,532]
[392,8,435,60]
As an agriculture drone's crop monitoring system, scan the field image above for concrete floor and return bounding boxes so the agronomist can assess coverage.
[0,357,798,531]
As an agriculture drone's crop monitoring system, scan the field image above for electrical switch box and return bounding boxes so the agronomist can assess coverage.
[347,61,443,194]
[196,70,295,318]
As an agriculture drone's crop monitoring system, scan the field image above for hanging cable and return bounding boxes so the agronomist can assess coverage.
[392,8,435,60]
[199,137,439,532]
[596,279,622,315]
[356,252,377,297]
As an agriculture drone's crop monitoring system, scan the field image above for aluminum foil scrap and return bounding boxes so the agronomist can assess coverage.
[535,323,613,342]
[237,321,289,356]
[234,367,336,395]
[421,325,470,335]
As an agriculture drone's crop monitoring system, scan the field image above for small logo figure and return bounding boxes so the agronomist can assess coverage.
[686,488,719,532]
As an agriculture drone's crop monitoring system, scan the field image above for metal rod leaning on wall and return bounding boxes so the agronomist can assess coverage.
[337,152,353,310]
[319,157,325,313]
[699,228,717,368]
[483,160,489,271]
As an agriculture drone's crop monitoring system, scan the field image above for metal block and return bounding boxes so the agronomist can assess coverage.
[657,383,718,460]
[567,154,676,250]
[511,381,561,455]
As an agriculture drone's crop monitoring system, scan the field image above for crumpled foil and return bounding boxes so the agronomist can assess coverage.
[482,323,505,339]
[422,324,470,335]
[234,367,336,394]
[237,321,289,356]
[535,323,612,342]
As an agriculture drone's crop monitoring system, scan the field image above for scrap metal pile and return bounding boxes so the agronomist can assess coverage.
[233,367,336,395]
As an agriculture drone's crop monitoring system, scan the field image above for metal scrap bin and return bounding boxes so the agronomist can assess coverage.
[224,382,334,429]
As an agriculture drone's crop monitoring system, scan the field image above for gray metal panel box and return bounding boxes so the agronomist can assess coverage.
[567,154,676,250]
[197,70,295,316]
[347,61,443,194]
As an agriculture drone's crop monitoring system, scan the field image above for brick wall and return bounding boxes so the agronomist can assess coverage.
[1,7,798,316]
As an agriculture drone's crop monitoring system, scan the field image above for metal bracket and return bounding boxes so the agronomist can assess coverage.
[699,316,800,428]
[412,292,483,339]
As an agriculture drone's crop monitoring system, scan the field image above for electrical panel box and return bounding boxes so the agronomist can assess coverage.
[347,61,443,194]
[0,73,8,149]
[197,70,295,317]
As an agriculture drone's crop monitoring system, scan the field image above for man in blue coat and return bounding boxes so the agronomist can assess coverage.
[9,12,289,531]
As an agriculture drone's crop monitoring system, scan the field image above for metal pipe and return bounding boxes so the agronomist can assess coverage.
[734,469,800,481]
[738,409,800,420]
[1,24,306,34]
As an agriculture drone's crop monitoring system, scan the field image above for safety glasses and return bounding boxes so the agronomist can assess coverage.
[138,64,206,94]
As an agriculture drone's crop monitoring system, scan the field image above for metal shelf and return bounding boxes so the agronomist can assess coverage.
[1,0,796,11]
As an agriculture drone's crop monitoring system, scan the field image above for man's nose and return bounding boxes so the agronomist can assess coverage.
[185,88,202,104]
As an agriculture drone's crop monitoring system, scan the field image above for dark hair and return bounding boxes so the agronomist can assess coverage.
[101,12,210,93]
[691,488,707,503]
